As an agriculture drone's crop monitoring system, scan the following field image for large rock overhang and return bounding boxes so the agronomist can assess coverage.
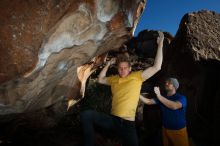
[0,0,146,115]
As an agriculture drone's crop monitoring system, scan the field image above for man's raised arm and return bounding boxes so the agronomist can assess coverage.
[154,87,182,110]
[97,58,115,85]
[142,31,164,80]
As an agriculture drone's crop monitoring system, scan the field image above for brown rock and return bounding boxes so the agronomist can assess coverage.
[173,10,220,61]
[163,10,220,146]
[0,0,146,114]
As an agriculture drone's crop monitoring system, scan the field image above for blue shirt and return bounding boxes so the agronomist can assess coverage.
[154,93,187,130]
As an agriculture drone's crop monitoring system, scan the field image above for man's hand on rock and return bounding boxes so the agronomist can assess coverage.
[107,58,116,66]
[157,31,164,45]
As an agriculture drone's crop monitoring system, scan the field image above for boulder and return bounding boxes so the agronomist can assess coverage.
[0,0,146,115]
[126,30,173,58]
[164,10,220,146]
[170,10,220,61]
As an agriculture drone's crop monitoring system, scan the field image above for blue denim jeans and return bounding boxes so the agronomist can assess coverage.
[80,110,139,146]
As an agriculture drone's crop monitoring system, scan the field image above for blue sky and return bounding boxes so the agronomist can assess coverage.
[134,0,220,36]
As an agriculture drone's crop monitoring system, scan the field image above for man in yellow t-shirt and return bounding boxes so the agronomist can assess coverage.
[81,32,164,146]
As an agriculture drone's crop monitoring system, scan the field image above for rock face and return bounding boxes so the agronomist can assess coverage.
[173,10,220,61]
[164,10,220,146]
[0,0,146,114]
[127,30,173,58]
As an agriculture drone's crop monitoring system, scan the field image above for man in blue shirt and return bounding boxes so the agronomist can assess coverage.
[140,78,189,146]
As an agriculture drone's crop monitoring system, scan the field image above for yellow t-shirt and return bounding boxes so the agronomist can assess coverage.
[107,71,144,120]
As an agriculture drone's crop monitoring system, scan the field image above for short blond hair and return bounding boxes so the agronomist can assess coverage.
[116,54,131,67]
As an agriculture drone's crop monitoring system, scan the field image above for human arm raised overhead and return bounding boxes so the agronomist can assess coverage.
[142,31,164,81]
